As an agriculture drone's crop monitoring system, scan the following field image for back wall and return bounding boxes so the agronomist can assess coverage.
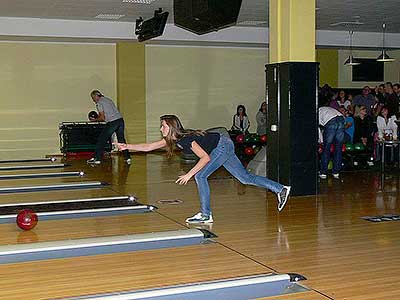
[145,45,269,141]
[0,42,116,159]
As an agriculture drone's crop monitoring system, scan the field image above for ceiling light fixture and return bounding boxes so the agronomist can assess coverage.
[95,14,125,20]
[122,0,157,3]
[344,30,360,66]
[237,20,267,26]
[376,23,395,62]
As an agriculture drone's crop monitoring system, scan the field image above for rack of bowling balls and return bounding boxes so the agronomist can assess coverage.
[317,143,374,170]
[229,132,268,166]
[59,120,112,155]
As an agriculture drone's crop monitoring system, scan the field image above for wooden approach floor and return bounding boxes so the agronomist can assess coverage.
[0,153,399,299]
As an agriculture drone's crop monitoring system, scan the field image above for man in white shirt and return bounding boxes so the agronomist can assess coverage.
[319,106,345,179]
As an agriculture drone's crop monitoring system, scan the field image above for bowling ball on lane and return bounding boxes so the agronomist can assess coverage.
[16,209,38,231]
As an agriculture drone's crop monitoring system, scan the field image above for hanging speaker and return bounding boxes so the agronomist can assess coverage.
[174,0,242,35]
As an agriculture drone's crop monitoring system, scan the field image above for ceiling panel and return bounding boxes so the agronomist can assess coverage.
[0,0,398,33]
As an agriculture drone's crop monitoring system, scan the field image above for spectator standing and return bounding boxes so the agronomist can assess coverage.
[318,106,346,179]
[384,82,399,117]
[256,102,267,135]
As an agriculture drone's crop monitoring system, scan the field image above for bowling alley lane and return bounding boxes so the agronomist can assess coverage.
[0,242,271,300]
[0,176,99,188]
[0,187,121,205]
[0,210,185,245]
[0,168,79,176]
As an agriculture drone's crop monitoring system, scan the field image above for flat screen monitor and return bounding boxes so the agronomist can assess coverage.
[136,11,169,42]
[352,58,384,82]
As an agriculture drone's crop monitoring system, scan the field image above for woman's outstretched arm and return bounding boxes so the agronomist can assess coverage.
[115,139,167,152]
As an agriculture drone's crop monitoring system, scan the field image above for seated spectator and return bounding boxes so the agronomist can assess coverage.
[336,90,352,110]
[353,105,374,148]
[353,86,377,116]
[376,106,397,141]
[232,104,250,133]
[256,101,267,135]
[347,93,354,114]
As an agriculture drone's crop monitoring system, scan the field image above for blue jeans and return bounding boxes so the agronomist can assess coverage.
[321,116,345,174]
[194,136,283,216]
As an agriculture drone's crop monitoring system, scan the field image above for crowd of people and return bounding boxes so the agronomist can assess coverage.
[318,82,400,178]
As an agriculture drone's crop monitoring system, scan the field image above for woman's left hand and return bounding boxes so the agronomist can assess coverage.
[175,173,193,185]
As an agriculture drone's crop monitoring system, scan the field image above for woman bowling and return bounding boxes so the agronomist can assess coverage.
[116,115,290,224]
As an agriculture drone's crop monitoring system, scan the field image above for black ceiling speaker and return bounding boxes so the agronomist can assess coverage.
[174,0,242,35]
[135,8,169,42]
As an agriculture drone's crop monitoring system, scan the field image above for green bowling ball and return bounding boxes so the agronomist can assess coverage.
[252,134,260,143]
[354,143,365,151]
[244,135,252,143]
[345,143,354,151]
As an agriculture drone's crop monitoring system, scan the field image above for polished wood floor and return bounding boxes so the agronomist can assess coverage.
[0,153,399,299]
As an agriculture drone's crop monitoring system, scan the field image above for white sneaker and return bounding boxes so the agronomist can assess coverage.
[87,158,101,165]
[185,212,213,224]
[319,173,327,179]
[332,173,340,179]
[277,186,291,212]
[125,158,132,165]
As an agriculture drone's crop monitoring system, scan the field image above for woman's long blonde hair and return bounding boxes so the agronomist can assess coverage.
[160,115,205,157]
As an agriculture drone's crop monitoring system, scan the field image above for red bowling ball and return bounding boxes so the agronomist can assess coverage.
[16,209,38,231]
[318,144,323,154]
[260,134,267,143]
[244,146,254,156]
[235,134,245,144]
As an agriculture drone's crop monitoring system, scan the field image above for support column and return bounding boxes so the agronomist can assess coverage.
[116,42,146,143]
[116,42,148,200]
[266,0,318,196]
[269,0,316,63]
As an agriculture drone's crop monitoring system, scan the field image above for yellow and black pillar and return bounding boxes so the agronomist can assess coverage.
[266,0,319,196]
